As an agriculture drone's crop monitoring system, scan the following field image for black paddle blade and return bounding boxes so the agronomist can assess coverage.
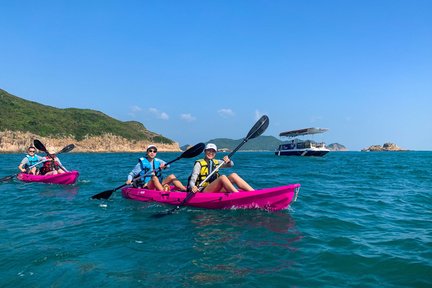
[181,142,205,158]
[0,174,16,182]
[91,189,115,200]
[246,115,269,140]
[91,183,127,200]
[59,144,75,154]
[34,139,47,152]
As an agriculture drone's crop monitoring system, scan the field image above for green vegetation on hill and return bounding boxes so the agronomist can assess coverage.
[0,89,174,143]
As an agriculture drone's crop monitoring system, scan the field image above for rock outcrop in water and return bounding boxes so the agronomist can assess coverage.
[361,142,407,152]
[327,143,347,151]
[0,130,180,153]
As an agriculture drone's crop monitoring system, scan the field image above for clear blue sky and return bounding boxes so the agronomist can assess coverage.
[1,1,431,150]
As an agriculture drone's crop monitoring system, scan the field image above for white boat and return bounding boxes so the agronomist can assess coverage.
[275,128,330,157]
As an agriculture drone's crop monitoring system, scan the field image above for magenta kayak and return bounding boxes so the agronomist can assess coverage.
[121,184,300,211]
[17,171,79,185]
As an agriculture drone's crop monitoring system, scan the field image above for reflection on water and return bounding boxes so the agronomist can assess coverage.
[39,185,79,199]
[188,211,303,284]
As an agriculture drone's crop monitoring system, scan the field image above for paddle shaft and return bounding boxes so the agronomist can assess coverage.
[197,138,250,189]
[0,159,48,182]
[92,154,190,200]
[161,116,269,214]
[1,141,75,183]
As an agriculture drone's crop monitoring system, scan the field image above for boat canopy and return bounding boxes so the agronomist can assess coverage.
[279,127,328,138]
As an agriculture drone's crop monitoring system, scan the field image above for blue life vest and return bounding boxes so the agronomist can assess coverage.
[138,157,163,184]
[25,154,40,168]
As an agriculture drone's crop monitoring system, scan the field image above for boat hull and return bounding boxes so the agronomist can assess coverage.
[121,184,300,211]
[17,171,79,185]
[275,149,329,156]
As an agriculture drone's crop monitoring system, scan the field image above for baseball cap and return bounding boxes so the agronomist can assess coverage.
[205,143,217,151]
[147,144,157,151]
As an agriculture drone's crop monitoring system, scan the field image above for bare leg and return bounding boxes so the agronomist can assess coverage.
[203,175,238,193]
[147,175,164,191]
[162,174,186,191]
[45,170,58,175]
[228,173,254,191]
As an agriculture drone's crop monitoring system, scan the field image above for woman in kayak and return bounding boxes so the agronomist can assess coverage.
[188,143,254,193]
[18,146,44,175]
[126,144,187,191]
[39,147,67,175]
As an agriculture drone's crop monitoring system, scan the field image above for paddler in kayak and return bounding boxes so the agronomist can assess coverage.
[18,146,44,175]
[126,144,187,191]
[39,146,67,175]
[188,143,254,193]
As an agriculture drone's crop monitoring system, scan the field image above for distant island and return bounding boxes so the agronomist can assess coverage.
[327,143,347,151]
[361,143,407,152]
[0,89,180,152]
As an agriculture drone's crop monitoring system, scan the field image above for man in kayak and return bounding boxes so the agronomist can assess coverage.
[18,146,44,175]
[126,144,187,191]
[39,147,67,175]
[188,143,254,193]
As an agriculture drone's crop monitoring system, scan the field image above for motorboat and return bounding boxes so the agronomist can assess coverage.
[275,127,330,157]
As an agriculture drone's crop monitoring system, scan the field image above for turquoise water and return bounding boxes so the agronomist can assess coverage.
[1,151,431,287]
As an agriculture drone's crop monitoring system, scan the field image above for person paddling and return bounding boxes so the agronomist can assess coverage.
[39,146,67,175]
[18,146,44,175]
[188,143,254,193]
[126,144,186,191]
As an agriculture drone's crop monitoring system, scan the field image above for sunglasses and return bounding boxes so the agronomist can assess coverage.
[147,149,157,153]
[28,150,36,153]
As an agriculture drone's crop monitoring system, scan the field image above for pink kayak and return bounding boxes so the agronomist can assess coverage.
[122,184,300,211]
[17,171,79,185]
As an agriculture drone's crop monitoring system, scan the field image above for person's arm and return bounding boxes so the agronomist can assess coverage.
[18,157,28,172]
[189,162,201,192]
[126,163,142,184]
[56,158,69,172]
[221,156,234,168]
[158,159,169,169]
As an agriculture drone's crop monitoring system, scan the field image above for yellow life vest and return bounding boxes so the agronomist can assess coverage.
[195,159,220,188]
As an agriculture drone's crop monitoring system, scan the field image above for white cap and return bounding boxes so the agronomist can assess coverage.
[146,144,157,151]
[205,143,217,151]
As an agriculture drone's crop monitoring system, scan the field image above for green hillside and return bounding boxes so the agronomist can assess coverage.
[0,89,174,143]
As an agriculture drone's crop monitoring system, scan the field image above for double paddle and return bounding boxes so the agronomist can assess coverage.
[0,140,75,182]
[151,115,270,218]
[91,142,205,200]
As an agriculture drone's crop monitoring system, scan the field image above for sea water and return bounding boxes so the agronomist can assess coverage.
[0,151,431,287]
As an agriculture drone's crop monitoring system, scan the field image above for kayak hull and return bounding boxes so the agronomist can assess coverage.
[17,171,79,185]
[121,184,300,211]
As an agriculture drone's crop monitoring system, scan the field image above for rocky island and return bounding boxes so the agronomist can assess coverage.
[361,143,407,152]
